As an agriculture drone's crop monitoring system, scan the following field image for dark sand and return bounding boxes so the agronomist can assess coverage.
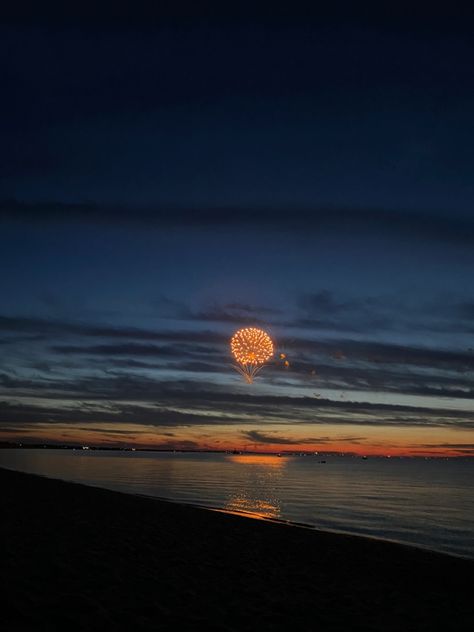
[1,467,472,631]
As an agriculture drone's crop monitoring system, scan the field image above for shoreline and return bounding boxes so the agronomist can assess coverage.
[1,463,471,562]
[2,466,473,631]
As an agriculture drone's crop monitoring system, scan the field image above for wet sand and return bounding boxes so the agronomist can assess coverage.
[1,466,472,631]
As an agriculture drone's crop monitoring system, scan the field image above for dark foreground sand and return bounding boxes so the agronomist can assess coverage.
[1,467,472,631]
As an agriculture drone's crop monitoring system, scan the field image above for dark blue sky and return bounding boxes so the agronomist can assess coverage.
[0,7,473,454]
[2,17,474,211]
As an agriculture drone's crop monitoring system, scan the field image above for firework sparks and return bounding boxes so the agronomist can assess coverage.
[230,327,274,383]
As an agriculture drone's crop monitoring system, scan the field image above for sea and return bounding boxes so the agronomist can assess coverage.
[0,449,472,559]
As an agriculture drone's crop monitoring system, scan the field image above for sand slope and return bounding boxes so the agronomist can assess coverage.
[1,466,472,631]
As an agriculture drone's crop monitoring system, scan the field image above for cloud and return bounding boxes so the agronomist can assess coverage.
[269,361,474,399]
[1,309,473,441]
[0,400,240,428]
[3,311,472,373]
[0,314,224,344]
[416,443,474,449]
[410,443,474,455]
[243,430,304,445]
[51,342,221,358]
[0,376,473,432]
[293,290,394,333]
[186,303,280,326]
[286,337,474,370]
[2,309,474,404]
[242,429,365,445]
[2,199,474,245]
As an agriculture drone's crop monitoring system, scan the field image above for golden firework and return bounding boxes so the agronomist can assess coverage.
[230,327,274,383]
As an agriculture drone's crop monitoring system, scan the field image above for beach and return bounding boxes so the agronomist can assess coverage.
[1,467,472,631]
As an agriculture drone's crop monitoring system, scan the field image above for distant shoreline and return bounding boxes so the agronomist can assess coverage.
[1,443,471,459]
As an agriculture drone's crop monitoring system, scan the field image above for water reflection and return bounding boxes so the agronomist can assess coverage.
[224,494,280,519]
[224,454,288,518]
[0,450,471,558]
[227,454,288,468]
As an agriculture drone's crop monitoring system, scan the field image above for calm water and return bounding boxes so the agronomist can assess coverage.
[1,449,472,559]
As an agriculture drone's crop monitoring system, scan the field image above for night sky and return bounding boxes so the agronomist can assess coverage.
[1,8,473,455]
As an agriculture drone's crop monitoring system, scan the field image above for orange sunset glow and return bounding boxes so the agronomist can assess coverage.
[2,415,472,458]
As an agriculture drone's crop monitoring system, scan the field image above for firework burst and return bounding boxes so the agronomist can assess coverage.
[230,327,274,383]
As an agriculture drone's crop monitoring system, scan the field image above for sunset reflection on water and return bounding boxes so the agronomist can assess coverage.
[223,454,289,519]
[224,495,280,519]
[227,454,288,468]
